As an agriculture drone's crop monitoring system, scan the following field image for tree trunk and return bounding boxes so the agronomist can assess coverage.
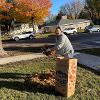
[0,28,7,57]
[0,34,3,51]
[32,17,35,33]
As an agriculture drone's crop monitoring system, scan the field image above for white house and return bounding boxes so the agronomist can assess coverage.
[10,24,39,34]
[45,16,91,32]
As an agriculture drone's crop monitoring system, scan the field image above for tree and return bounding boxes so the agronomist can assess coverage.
[79,10,90,19]
[84,0,96,20]
[9,0,52,31]
[0,0,14,34]
[83,0,100,22]
[59,0,84,19]
[0,27,4,56]
[0,0,52,57]
[95,0,100,13]
[0,0,52,32]
[56,11,63,20]
[72,0,84,19]
[46,13,56,23]
[60,3,74,19]
[0,0,12,56]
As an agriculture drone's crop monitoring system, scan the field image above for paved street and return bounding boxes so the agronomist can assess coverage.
[69,32,100,43]
[2,32,100,51]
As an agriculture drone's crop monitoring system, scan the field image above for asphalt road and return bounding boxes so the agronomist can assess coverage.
[2,32,100,48]
[68,32,100,43]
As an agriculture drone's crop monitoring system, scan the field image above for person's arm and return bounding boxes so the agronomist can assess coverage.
[54,35,65,50]
[50,35,65,55]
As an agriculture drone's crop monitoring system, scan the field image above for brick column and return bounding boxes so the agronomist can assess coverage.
[55,57,77,97]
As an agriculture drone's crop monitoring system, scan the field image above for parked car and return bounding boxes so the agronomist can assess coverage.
[85,26,92,32]
[85,26,100,33]
[89,27,100,33]
[12,31,35,41]
[63,28,77,35]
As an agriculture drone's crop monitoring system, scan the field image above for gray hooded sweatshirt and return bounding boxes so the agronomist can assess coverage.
[54,33,74,57]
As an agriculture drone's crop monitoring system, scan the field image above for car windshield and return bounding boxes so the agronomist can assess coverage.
[86,26,93,29]
[65,28,75,30]
[22,32,32,34]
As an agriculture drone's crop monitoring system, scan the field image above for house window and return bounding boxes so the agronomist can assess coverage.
[69,24,74,25]
[6,0,13,3]
[45,27,49,32]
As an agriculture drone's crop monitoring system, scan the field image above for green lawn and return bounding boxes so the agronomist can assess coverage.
[0,57,100,100]
[1,32,54,41]
[35,32,54,38]
[77,29,85,33]
[1,34,11,41]
[77,48,100,57]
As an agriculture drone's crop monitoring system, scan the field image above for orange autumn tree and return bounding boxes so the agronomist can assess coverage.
[9,0,52,31]
[0,0,12,18]
[0,0,13,33]
[0,0,51,57]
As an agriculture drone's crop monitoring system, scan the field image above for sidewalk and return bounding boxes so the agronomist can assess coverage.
[0,52,100,72]
[74,53,100,72]
[0,53,46,65]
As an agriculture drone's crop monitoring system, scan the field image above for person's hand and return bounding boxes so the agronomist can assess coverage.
[50,49,56,55]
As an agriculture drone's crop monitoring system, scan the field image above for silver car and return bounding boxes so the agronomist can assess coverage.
[85,26,100,33]
[63,28,77,35]
[12,31,35,41]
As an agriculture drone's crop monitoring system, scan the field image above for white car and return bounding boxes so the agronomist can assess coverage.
[12,31,35,41]
[63,28,77,35]
[88,27,100,33]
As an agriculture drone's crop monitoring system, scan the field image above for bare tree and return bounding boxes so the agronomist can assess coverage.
[72,0,84,19]
[46,13,56,23]
[60,0,84,19]
[60,3,73,19]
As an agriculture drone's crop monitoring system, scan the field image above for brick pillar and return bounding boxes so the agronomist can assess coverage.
[55,57,77,97]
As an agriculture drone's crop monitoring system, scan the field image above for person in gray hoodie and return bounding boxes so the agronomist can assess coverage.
[51,27,74,58]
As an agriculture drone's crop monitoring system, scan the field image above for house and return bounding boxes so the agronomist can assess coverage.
[45,16,91,32]
[10,24,39,34]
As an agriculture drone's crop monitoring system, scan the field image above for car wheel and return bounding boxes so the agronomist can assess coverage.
[29,35,34,39]
[14,37,19,41]
[73,31,76,35]
[97,29,100,32]
[89,30,92,33]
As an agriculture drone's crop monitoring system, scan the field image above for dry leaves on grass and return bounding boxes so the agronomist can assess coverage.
[25,70,56,88]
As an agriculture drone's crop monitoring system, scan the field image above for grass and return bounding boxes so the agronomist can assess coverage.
[0,33,41,41]
[77,48,100,57]
[35,32,54,38]
[1,32,54,41]
[1,34,11,41]
[0,57,100,100]
[77,29,85,33]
